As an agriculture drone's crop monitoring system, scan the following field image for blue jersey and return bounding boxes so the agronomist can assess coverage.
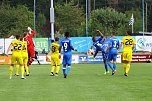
[60,38,73,65]
[60,38,72,54]
[109,37,120,54]
[93,37,104,51]
[101,38,111,53]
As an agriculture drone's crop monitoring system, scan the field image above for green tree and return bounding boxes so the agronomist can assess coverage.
[81,8,130,36]
[36,13,46,37]
[0,4,34,37]
[55,2,85,36]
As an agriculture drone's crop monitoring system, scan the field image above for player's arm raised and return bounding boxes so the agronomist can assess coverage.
[28,27,36,37]
[96,30,104,37]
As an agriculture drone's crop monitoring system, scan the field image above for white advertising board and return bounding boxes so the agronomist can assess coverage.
[136,36,152,52]
[0,39,4,54]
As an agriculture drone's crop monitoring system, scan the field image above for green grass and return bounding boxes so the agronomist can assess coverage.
[0,63,152,101]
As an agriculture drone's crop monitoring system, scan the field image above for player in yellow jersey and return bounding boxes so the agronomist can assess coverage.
[119,31,136,77]
[20,37,29,76]
[47,37,61,76]
[6,35,25,79]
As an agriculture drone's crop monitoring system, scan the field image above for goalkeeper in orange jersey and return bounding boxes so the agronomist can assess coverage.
[47,37,61,76]
[119,31,136,77]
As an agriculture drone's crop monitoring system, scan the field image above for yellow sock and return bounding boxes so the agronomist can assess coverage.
[16,65,19,75]
[51,66,55,73]
[123,63,127,72]
[21,66,24,77]
[56,65,60,74]
[9,66,13,78]
[126,64,130,74]
[25,65,29,75]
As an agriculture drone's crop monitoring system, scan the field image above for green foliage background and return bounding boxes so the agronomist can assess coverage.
[0,0,152,37]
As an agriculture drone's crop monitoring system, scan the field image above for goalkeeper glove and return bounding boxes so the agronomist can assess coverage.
[27,27,32,34]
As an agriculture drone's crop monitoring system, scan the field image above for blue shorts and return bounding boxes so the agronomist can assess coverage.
[108,54,117,61]
[102,53,109,60]
[62,53,72,65]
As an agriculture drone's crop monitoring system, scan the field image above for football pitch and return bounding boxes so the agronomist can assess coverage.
[0,63,152,101]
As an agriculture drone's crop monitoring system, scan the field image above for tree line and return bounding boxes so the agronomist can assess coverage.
[0,0,152,37]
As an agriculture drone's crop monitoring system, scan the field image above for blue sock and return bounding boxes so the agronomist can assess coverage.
[113,63,116,70]
[107,62,114,71]
[62,66,66,75]
[104,62,108,72]
[65,66,71,75]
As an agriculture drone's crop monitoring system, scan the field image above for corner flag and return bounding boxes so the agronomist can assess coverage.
[129,14,134,25]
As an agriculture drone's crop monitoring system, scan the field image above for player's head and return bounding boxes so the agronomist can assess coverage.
[15,35,20,40]
[65,32,70,38]
[111,32,116,37]
[126,31,132,36]
[23,32,28,37]
[92,36,96,42]
[55,37,59,42]
[51,39,54,43]
[20,37,23,41]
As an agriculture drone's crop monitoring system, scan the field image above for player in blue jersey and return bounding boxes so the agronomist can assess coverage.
[92,30,112,74]
[92,30,104,57]
[101,36,115,74]
[107,32,120,75]
[92,33,115,74]
[60,32,77,78]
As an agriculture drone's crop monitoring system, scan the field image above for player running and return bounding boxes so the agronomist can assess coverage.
[47,37,61,76]
[107,32,120,75]
[119,31,136,77]
[6,35,25,79]
[60,32,77,78]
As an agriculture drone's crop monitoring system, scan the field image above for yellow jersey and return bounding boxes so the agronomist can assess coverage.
[21,41,28,54]
[51,42,60,55]
[11,40,23,55]
[121,36,136,52]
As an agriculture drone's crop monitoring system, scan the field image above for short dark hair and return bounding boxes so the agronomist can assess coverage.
[127,31,132,35]
[23,32,28,37]
[51,39,54,43]
[111,32,116,35]
[20,37,23,41]
[65,32,70,37]
[55,37,59,41]
[16,35,20,39]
